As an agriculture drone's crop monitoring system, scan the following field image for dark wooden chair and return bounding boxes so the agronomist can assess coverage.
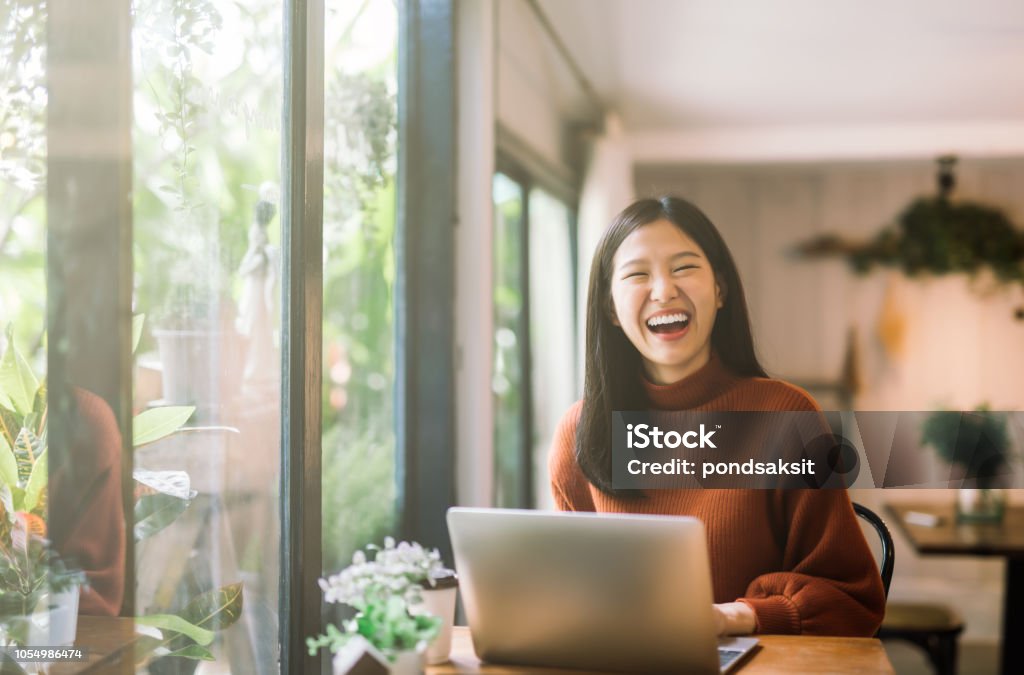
[853,502,963,675]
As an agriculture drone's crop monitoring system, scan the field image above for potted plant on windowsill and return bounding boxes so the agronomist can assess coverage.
[1,327,86,649]
[921,406,1014,522]
[0,512,86,649]
[309,537,456,674]
[0,323,244,662]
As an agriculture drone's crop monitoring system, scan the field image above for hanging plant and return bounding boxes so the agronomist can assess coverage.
[794,156,1024,319]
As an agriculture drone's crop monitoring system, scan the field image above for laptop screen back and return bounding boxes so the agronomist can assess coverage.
[447,508,721,674]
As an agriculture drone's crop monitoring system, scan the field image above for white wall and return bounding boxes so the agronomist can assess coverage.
[454,0,496,507]
[495,0,575,176]
[634,159,1024,408]
[456,0,585,508]
[635,157,1024,642]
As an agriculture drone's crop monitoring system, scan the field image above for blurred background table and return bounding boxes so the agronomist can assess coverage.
[886,501,1024,675]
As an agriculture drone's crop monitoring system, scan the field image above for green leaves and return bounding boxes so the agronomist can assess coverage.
[180,582,244,634]
[21,449,45,512]
[132,313,146,355]
[133,470,196,542]
[133,406,195,447]
[165,645,215,660]
[0,434,17,489]
[0,326,39,416]
[133,583,243,666]
[134,492,193,542]
[133,469,194,501]
[136,614,214,646]
[134,583,244,666]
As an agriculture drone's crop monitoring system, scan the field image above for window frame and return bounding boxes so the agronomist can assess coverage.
[396,0,458,562]
[493,148,580,509]
[43,0,459,670]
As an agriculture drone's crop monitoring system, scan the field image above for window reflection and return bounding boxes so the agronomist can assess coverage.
[132,0,283,670]
[320,0,400,579]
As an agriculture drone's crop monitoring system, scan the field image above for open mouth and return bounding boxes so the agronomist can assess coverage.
[645,311,691,335]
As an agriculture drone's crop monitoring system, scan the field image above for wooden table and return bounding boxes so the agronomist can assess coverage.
[49,616,134,674]
[428,627,894,674]
[886,501,1024,675]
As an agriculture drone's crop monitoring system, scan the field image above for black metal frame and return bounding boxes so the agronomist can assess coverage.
[396,0,458,562]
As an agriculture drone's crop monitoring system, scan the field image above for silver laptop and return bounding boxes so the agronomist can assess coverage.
[447,507,758,674]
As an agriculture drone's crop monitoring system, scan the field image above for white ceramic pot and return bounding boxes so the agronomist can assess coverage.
[39,586,80,647]
[388,649,425,675]
[0,586,80,649]
[409,570,458,665]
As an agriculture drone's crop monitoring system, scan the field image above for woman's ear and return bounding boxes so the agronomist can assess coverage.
[715,279,727,309]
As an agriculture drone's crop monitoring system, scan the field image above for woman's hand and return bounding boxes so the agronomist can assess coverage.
[712,602,757,636]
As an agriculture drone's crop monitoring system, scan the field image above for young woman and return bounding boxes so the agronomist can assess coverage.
[549,196,885,637]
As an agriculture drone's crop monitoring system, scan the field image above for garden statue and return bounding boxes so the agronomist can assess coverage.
[237,184,280,388]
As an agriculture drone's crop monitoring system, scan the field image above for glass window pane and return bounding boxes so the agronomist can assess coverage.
[492,172,526,508]
[1,0,52,645]
[321,0,399,577]
[527,189,576,509]
[0,0,46,374]
[132,0,283,670]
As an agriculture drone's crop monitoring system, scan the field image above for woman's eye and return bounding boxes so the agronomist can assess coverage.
[674,265,699,273]
[623,271,647,280]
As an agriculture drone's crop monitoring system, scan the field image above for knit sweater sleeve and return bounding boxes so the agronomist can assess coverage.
[548,401,596,512]
[737,490,886,636]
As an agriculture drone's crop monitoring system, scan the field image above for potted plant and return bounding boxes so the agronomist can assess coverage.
[0,513,86,648]
[921,406,1013,522]
[1,328,87,648]
[1,324,244,663]
[309,537,455,674]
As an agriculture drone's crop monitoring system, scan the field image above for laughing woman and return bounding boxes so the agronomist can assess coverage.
[549,196,885,637]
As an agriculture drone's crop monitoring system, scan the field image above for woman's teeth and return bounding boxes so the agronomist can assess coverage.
[646,312,691,333]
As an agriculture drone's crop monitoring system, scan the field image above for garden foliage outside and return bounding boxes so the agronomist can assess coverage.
[1,0,399,590]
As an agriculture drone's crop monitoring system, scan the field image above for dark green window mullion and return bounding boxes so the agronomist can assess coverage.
[396,0,457,561]
[280,0,325,672]
[518,186,535,509]
[568,208,580,389]
[46,0,134,638]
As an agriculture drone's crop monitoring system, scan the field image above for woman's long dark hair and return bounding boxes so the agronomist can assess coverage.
[577,196,767,495]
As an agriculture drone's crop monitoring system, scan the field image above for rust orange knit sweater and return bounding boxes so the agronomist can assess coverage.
[548,355,885,637]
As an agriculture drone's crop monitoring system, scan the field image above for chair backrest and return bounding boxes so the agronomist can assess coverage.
[853,502,894,599]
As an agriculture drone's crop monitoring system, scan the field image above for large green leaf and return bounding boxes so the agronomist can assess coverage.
[132,314,146,355]
[180,583,244,633]
[0,327,38,416]
[22,448,46,512]
[12,426,42,484]
[134,492,192,542]
[0,484,14,526]
[165,644,215,660]
[0,433,17,489]
[30,380,46,419]
[10,486,25,514]
[133,469,194,500]
[136,614,214,646]
[133,406,195,447]
[0,407,19,449]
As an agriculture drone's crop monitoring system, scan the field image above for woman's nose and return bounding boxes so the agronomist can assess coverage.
[649,272,679,303]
